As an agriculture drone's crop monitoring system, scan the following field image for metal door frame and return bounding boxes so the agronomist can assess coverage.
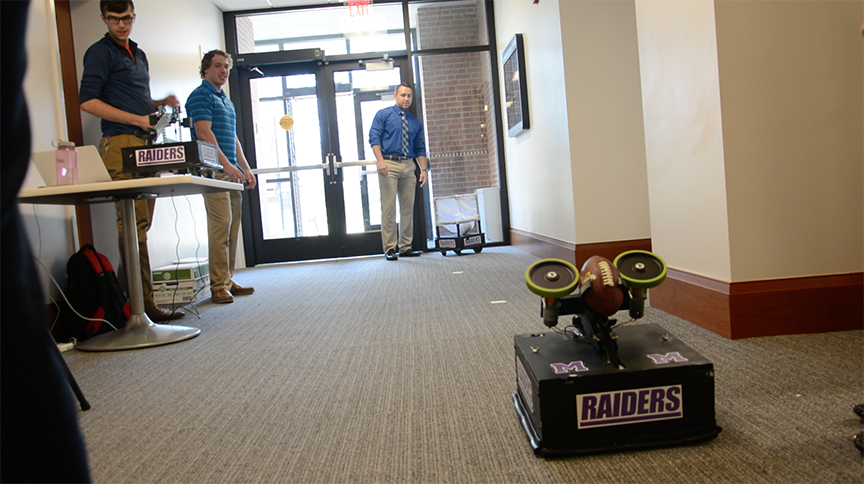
[234,56,416,264]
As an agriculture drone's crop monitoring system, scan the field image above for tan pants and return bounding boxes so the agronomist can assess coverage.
[202,171,243,292]
[378,159,417,254]
[98,135,158,311]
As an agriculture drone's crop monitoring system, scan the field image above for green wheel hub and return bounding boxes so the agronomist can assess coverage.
[525,259,579,298]
[613,250,667,289]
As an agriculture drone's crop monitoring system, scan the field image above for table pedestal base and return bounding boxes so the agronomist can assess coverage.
[76,197,201,352]
[76,313,200,352]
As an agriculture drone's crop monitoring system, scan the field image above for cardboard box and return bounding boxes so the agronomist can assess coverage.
[152,259,209,283]
[153,274,210,306]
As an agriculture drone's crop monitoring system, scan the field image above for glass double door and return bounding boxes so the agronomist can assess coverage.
[237,59,409,264]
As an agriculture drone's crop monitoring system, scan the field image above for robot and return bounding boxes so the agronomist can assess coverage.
[514,251,721,456]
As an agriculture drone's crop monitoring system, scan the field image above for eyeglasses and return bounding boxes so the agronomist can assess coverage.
[104,14,135,25]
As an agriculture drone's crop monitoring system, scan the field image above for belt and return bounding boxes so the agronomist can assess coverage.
[382,155,413,162]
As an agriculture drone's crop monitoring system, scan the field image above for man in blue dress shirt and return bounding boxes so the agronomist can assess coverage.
[369,84,428,261]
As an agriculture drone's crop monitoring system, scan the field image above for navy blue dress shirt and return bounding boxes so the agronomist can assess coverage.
[369,105,426,158]
[79,34,154,137]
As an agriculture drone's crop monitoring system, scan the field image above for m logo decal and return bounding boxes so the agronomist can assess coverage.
[646,352,688,364]
[550,361,589,374]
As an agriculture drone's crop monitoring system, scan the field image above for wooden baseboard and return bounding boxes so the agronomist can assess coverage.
[509,231,653,271]
[574,238,652,269]
[510,228,575,264]
[650,269,864,339]
[649,269,733,337]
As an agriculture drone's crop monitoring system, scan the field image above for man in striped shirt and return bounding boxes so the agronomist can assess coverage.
[185,50,256,305]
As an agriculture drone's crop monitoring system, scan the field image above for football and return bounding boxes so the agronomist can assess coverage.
[579,255,625,316]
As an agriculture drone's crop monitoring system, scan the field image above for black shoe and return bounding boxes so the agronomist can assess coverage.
[385,249,398,261]
[854,404,864,421]
[400,250,422,257]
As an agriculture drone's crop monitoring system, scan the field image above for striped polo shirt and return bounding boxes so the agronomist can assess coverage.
[185,80,237,167]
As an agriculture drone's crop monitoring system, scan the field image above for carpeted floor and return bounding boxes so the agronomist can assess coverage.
[63,246,864,483]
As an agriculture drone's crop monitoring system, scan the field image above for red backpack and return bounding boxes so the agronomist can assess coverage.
[64,244,130,340]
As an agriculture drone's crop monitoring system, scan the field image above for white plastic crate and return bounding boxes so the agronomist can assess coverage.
[434,193,481,237]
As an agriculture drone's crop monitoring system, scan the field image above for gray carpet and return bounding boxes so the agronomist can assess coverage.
[64,246,864,483]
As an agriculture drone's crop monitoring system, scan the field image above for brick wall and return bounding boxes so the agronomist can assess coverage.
[416,4,480,50]
[476,0,498,191]
[236,16,263,167]
[476,0,489,46]
[416,3,499,199]
[236,16,255,54]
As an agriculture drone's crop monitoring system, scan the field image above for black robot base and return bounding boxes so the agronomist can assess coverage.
[513,323,721,457]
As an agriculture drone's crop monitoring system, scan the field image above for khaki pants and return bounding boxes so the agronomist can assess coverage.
[98,135,158,310]
[202,171,243,292]
[378,159,417,254]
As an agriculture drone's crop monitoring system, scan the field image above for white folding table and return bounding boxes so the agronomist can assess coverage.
[18,175,242,351]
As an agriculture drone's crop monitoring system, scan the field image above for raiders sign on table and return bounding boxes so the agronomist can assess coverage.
[121,141,222,178]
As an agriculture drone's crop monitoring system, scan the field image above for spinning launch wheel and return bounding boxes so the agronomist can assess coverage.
[525,259,579,299]
[613,250,667,289]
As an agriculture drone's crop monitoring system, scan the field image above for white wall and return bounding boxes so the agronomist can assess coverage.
[636,0,863,283]
[715,0,864,280]
[70,0,231,270]
[635,0,733,281]
[493,0,577,244]
[559,0,651,245]
[493,0,651,248]
[20,0,78,301]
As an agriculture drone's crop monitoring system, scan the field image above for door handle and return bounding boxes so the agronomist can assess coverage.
[333,153,341,181]
[326,153,337,185]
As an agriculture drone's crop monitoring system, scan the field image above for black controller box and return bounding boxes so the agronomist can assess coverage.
[121,141,221,178]
[513,323,721,456]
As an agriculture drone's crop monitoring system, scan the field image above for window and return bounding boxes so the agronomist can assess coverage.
[236,4,406,56]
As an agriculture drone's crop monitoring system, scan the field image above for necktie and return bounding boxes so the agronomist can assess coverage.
[401,111,409,157]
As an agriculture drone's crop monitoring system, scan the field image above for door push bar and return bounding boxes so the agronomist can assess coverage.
[250,158,378,179]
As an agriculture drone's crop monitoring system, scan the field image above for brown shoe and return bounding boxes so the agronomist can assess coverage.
[146,306,185,322]
[229,281,255,296]
[211,288,234,304]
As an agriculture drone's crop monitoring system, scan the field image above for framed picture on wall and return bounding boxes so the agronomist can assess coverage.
[502,33,529,137]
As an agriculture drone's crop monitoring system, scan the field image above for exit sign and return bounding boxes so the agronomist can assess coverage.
[344,0,373,17]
